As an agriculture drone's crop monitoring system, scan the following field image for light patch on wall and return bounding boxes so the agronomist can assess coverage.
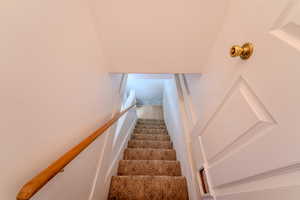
[126,74,167,105]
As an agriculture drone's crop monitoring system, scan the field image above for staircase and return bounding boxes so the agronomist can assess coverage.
[108,119,189,200]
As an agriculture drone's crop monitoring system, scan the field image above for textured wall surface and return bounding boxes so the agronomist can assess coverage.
[126,75,165,106]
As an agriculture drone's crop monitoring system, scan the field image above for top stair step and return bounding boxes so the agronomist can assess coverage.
[137,119,165,125]
[135,124,166,129]
[134,128,168,135]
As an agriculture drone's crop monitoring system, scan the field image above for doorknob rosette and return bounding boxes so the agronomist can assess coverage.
[230,43,253,60]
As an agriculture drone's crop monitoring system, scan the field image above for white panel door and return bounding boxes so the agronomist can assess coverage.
[200,0,300,199]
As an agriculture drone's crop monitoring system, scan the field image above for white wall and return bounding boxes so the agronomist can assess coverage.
[0,0,131,199]
[174,74,212,199]
[127,74,165,105]
[163,77,201,200]
[136,105,164,120]
[88,0,229,73]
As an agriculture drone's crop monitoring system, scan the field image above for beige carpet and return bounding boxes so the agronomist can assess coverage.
[108,119,189,200]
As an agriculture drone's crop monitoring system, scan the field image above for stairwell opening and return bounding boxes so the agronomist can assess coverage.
[107,73,192,199]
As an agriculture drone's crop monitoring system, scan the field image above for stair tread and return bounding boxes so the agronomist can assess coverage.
[138,119,164,122]
[132,134,170,141]
[134,128,168,135]
[124,148,176,160]
[108,176,188,200]
[135,128,167,131]
[136,124,166,128]
[137,120,165,125]
[128,140,172,149]
[118,160,181,176]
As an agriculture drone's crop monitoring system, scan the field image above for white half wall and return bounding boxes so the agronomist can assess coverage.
[163,77,201,200]
[89,107,137,200]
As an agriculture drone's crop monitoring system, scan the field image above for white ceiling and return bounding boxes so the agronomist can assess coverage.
[89,0,229,73]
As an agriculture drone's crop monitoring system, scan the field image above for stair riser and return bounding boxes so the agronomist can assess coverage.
[132,134,170,141]
[124,149,176,160]
[108,176,189,200]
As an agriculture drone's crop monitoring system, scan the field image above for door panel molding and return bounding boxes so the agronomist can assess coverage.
[214,162,300,190]
[270,1,300,51]
[216,185,300,200]
[201,77,276,165]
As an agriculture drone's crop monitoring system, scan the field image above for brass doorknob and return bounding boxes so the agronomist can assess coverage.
[230,43,253,60]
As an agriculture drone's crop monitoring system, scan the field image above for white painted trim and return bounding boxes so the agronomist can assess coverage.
[163,75,201,200]
[175,80,201,200]
[198,135,216,199]
[215,185,300,200]
[178,74,197,127]
[88,132,110,200]
[176,74,216,199]
[214,162,300,196]
[119,73,129,103]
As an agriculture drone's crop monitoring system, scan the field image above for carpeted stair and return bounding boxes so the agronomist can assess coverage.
[108,119,189,200]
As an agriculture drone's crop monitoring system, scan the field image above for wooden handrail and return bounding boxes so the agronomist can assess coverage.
[16,104,135,200]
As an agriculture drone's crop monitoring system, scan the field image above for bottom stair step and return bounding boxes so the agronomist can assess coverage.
[108,176,189,200]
